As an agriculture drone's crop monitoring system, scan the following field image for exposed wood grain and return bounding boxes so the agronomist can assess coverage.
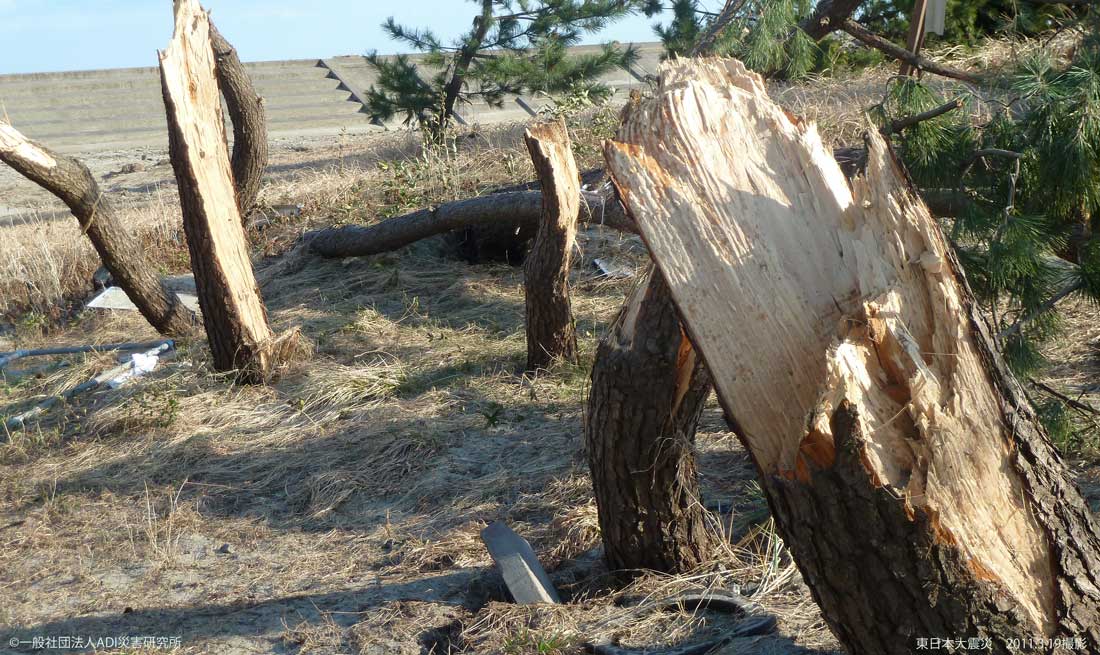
[523,119,580,371]
[604,57,1100,652]
[160,0,283,382]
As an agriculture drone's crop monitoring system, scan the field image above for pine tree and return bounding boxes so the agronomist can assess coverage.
[857,0,1075,43]
[651,0,820,78]
[364,0,649,140]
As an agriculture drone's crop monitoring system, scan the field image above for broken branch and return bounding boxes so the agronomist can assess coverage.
[884,98,963,134]
[840,19,981,83]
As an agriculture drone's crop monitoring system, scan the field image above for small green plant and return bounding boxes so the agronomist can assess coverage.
[480,401,505,427]
[503,629,575,655]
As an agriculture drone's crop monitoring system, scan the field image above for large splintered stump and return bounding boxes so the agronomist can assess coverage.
[523,119,580,372]
[604,57,1100,654]
[160,0,302,382]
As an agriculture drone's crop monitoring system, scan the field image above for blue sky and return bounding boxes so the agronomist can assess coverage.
[0,1,710,75]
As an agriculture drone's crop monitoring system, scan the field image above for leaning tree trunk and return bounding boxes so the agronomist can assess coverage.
[523,119,580,372]
[210,22,268,218]
[0,123,196,336]
[160,0,301,383]
[586,268,714,573]
[605,57,1100,654]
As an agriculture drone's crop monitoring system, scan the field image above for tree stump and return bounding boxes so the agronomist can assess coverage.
[586,268,714,573]
[523,119,580,372]
[604,57,1100,653]
[159,0,301,383]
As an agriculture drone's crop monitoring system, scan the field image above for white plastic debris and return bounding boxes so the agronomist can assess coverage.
[106,345,168,389]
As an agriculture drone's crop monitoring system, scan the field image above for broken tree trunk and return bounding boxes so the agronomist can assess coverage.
[160,0,298,383]
[210,23,268,218]
[586,268,714,573]
[0,123,196,336]
[523,119,580,371]
[604,58,1100,653]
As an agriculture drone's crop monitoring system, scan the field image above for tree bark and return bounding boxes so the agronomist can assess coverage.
[160,0,291,383]
[586,268,714,573]
[523,119,580,371]
[210,22,268,218]
[604,57,1100,653]
[436,0,494,136]
[0,123,196,336]
[307,187,635,258]
[841,18,981,83]
[798,0,867,40]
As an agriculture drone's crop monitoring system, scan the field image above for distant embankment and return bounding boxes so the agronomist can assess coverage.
[0,43,662,153]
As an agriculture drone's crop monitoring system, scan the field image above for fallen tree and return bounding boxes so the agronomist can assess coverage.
[604,57,1100,653]
[0,123,196,336]
[160,0,305,383]
[307,185,634,258]
[305,146,974,261]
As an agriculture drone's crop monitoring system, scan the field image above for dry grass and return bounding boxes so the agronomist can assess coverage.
[2,35,1098,654]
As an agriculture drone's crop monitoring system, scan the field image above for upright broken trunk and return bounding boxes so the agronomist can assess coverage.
[160,0,294,383]
[586,269,713,573]
[523,119,580,372]
[605,57,1100,653]
[210,23,268,218]
[0,123,196,336]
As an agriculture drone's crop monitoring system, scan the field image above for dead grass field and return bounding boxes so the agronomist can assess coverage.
[2,39,1099,655]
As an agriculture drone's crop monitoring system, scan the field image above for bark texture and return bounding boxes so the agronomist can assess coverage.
[604,57,1100,653]
[841,18,980,83]
[210,23,268,217]
[160,0,282,383]
[523,119,580,371]
[586,269,713,573]
[307,187,634,259]
[798,0,866,39]
[0,123,196,336]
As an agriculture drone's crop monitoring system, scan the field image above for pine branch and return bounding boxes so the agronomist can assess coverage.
[1028,378,1100,417]
[884,98,964,135]
[839,19,981,84]
[997,280,1084,341]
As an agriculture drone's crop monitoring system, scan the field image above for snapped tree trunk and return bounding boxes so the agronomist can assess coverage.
[210,23,268,218]
[0,123,196,336]
[586,268,714,573]
[605,57,1100,653]
[523,119,579,371]
[160,0,299,383]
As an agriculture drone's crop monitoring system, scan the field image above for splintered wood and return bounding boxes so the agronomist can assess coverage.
[159,0,284,382]
[605,58,1100,650]
[523,119,580,371]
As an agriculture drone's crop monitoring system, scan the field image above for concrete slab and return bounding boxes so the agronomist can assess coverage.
[87,275,200,313]
[480,521,561,605]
